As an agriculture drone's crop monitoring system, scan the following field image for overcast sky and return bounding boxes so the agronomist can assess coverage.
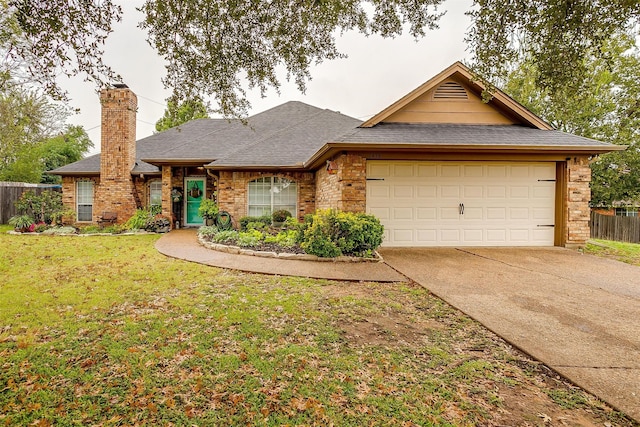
[58,0,474,155]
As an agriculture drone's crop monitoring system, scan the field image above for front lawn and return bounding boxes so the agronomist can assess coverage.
[0,226,636,426]
[586,239,640,266]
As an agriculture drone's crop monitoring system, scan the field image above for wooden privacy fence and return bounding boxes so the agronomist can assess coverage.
[0,182,61,224]
[590,211,640,243]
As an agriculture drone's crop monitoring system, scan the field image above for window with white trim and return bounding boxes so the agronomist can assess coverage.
[77,180,94,222]
[149,180,162,209]
[247,177,297,217]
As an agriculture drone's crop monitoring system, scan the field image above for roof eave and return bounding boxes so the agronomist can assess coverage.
[304,142,626,170]
[206,164,307,172]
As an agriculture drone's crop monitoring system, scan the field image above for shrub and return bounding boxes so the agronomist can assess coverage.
[298,209,384,257]
[245,221,267,231]
[14,190,65,224]
[41,226,77,235]
[212,230,239,244]
[79,225,102,234]
[272,209,292,223]
[239,215,271,231]
[9,214,34,232]
[124,209,152,230]
[198,199,219,220]
[264,229,298,248]
[198,225,219,239]
[236,229,264,247]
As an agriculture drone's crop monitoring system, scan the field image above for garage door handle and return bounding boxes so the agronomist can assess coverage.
[459,203,464,215]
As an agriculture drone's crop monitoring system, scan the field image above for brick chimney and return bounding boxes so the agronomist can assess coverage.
[94,85,138,222]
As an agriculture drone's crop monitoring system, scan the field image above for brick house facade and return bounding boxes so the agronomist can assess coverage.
[50,63,622,247]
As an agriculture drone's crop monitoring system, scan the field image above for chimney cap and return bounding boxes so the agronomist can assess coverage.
[112,83,129,89]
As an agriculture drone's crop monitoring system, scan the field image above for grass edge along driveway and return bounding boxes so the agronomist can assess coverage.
[1,227,637,426]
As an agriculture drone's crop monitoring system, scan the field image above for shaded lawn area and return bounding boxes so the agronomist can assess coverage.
[1,226,637,426]
[586,239,640,266]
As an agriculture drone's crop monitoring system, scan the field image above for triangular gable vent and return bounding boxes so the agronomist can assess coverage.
[433,81,468,100]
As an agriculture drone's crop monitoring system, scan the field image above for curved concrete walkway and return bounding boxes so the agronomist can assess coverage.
[157,230,640,422]
[155,229,406,282]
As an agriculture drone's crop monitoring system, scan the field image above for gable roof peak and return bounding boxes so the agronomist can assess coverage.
[360,61,552,130]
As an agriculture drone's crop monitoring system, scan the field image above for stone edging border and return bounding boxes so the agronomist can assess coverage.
[198,236,383,263]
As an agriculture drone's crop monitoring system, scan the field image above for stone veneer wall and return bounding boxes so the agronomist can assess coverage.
[91,87,139,223]
[217,171,315,221]
[565,156,592,247]
[315,153,367,212]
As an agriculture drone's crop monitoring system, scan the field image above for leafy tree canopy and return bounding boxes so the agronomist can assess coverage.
[155,97,210,132]
[0,86,92,183]
[2,1,640,117]
[503,33,640,207]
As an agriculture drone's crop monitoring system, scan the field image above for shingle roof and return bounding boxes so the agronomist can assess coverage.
[50,102,619,176]
[208,105,361,168]
[336,123,614,148]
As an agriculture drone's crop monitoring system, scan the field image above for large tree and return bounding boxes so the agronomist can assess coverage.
[2,1,640,117]
[503,34,640,207]
[155,97,210,132]
[0,86,92,183]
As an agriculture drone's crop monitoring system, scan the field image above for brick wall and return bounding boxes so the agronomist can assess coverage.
[92,87,139,223]
[218,171,315,222]
[315,153,366,212]
[565,156,592,247]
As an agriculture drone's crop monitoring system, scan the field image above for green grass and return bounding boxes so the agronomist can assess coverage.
[0,225,636,426]
[585,239,640,265]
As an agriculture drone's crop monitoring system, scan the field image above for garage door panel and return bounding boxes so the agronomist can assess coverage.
[487,186,507,198]
[393,207,413,220]
[416,229,437,242]
[393,164,414,177]
[417,185,437,198]
[393,185,414,198]
[417,208,437,220]
[368,163,390,177]
[487,229,507,242]
[440,207,460,220]
[463,207,483,220]
[487,207,506,220]
[463,186,483,198]
[510,186,530,198]
[393,229,414,242]
[441,186,460,198]
[367,161,556,247]
[417,164,437,177]
[440,229,461,242]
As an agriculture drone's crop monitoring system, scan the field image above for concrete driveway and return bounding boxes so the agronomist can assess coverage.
[380,247,640,421]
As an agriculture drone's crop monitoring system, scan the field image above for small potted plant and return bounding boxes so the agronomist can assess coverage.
[198,198,219,225]
[171,188,183,203]
[271,209,292,227]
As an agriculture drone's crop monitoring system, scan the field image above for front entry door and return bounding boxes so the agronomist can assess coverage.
[185,177,205,226]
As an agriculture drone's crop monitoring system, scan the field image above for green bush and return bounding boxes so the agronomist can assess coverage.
[264,229,298,248]
[239,215,271,231]
[236,229,264,247]
[198,225,219,239]
[245,221,267,231]
[14,190,65,224]
[298,209,384,258]
[272,209,292,223]
[212,230,239,244]
[79,225,102,234]
[124,209,152,230]
[8,214,34,232]
[41,226,77,235]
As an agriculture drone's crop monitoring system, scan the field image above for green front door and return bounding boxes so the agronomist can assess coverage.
[185,178,205,226]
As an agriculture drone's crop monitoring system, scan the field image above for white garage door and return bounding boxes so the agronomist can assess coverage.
[366,161,556,247]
